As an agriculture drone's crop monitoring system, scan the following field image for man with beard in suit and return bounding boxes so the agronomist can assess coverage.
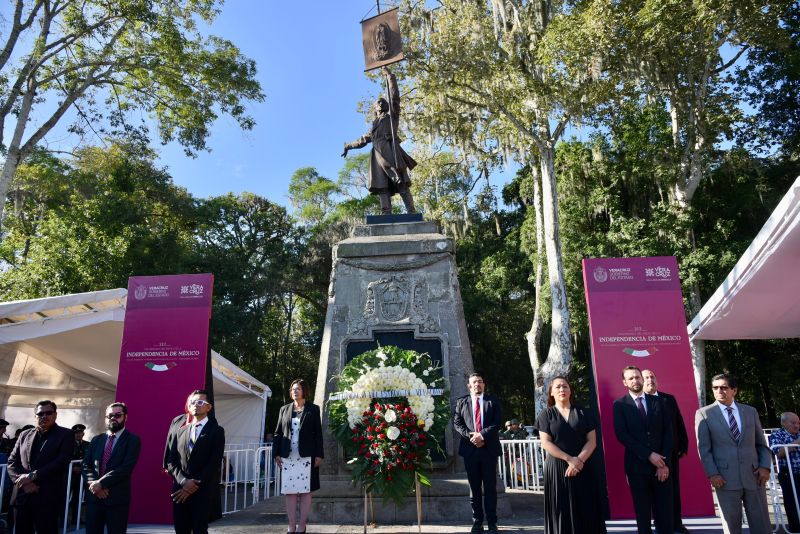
[453,373,503,534]
[613,366,673,534]
[7,400,74,534]
[166,390,225,534]
[642,369,690,533]
[82,403,141,534]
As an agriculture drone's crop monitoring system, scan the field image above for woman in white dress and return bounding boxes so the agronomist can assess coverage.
[274,379,324,534]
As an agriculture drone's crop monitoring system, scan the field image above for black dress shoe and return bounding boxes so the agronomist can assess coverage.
[676,527,690,534]
[471,520,484,533]
[487,522,499,533]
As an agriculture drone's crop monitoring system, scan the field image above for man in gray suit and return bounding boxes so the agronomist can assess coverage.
[695,373,772,534]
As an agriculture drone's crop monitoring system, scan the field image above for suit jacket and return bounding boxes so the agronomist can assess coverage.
[613,393,673,475]
[659,391,689,457]
[695,401,771,490]
[273,402,324,459]
[82,430,141,506]
[453,394,503,457]
[163,413,187,470]
[166,417,225,492]
[7,425,74,506]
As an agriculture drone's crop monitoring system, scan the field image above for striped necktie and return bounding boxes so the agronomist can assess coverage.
[100,434,115,475]
[726,406,741,442]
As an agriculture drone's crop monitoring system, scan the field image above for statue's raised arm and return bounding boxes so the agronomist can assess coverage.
[341,66,417,214]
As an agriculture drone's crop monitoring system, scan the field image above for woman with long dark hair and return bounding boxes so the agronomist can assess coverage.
[534,376,606,534]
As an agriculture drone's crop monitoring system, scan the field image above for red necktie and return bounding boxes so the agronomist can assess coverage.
[474,398,482,432]
[100,434,115,475]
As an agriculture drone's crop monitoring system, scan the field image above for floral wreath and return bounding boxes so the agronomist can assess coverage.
[328,345,450,505]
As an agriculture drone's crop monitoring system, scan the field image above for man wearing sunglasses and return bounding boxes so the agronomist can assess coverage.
[696,373,772,534]
[166,390,225,534]
[82,402,141,534]
[7,400,73,534]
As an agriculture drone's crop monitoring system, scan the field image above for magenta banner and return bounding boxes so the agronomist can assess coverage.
[116,274,214,524]
[582,257,714,519]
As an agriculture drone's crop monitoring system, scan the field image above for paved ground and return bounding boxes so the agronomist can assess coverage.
[197,491,731,534]
[72,490,779,534]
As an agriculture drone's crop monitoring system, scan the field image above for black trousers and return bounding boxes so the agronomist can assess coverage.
[173,488,211,534]
[627,471,673,534]
[14,503,59,534]
[672,455,684,528]
[85,502,130,534]
[779,471,800,532]
[464,449,498,524]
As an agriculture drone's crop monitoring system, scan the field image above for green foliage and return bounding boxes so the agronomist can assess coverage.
[0,143,196,298]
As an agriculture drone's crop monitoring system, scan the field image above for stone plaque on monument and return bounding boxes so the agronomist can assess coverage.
[311,216,510,523]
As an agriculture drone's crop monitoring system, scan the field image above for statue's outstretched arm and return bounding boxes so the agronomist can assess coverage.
[341,134,371,158]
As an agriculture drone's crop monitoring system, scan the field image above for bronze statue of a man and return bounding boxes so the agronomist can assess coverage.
[342,66,417,214]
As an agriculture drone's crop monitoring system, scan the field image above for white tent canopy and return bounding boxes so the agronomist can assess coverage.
[688,176,800,340]
[0,289,270,444]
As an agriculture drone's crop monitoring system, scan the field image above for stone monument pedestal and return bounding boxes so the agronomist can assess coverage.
[312,217,510,523]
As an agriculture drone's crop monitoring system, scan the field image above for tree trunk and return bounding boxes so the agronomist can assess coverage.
[534,145,573,410]
[687,280,707,406]
[524,162,548,416]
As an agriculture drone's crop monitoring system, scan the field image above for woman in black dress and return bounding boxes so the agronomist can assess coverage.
[534,376,606,534]
[274,379,324,534]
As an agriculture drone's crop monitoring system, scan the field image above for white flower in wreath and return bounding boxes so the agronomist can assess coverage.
[386,426,400,440]
[424,418,433,430]
[384,409,397,423]
[422,369,429,376]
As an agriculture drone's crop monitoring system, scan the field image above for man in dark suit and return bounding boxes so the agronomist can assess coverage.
[613,366,673,534]
[453,372,503,534]
[696,373,771,534]
[7,400,74,534]
[643,368,690,533]
[82,402,141,534]
[166,390,225,534]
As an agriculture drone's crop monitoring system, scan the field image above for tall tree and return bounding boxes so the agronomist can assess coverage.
[403,0,611,412]
[0,0,264,223]
[603,0,791,401]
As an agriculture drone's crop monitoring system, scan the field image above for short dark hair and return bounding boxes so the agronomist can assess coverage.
[190,389,211,399]
[468,372,483,381]
[711,373,737,389]
[107,402,128,415]
[621,365,642,379]
[290,379,310,399]
[36,400,57,412]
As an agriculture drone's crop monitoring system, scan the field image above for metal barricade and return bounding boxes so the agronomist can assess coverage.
[62,459,85,534]
[220,443,278,515]
[498,439,545,492]
[0,460,85,534]
[770,443,800,533]
[1,463,7,530]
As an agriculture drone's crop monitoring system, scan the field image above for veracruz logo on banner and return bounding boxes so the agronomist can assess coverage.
[582,256,714,519]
